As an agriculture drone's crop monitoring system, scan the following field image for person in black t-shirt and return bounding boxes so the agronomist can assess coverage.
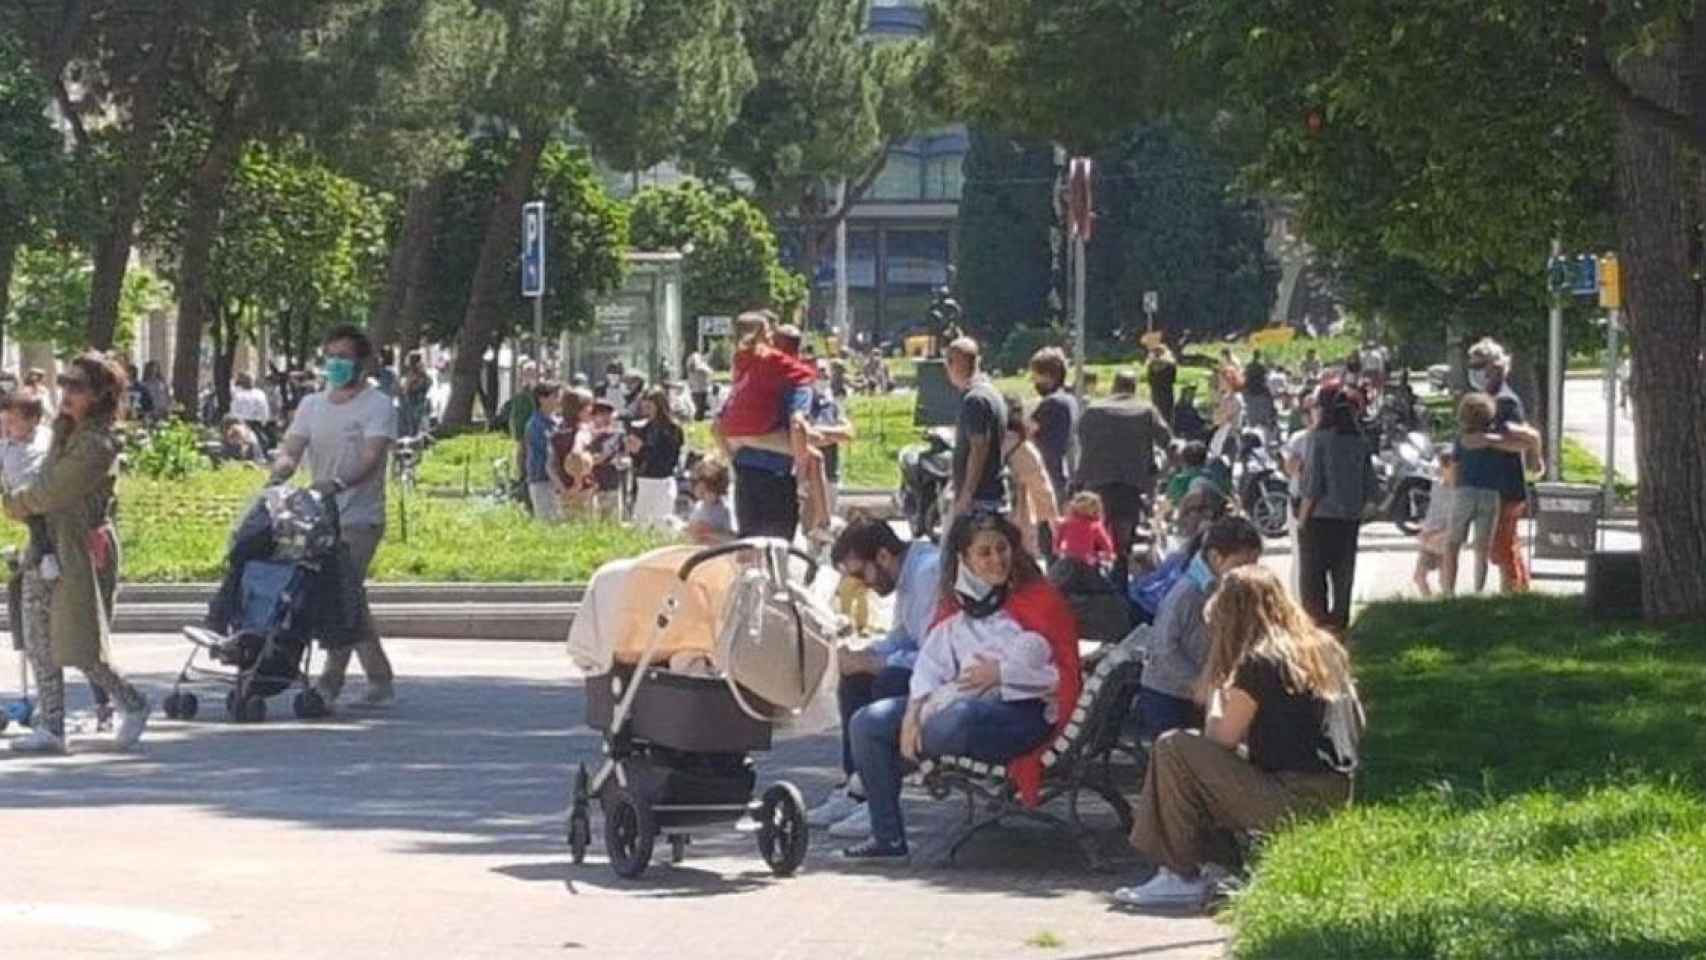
[1026,346,1076,500]
[1117,565,1362,910]
[945,337,1008,525]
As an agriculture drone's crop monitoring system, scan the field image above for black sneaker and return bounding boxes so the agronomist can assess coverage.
[840,838,909,863]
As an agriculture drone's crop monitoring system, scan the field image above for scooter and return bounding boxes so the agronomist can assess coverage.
[1235,429,1293,540]
[895,427,955,540]
[1371,430,1438,535]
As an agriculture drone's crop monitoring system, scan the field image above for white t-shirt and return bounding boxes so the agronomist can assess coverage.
[230,386,271,422]
[286,387,397,527]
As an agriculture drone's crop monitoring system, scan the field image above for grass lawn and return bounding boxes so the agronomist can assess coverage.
[1225,595,1706,960]
[0,446,676,583]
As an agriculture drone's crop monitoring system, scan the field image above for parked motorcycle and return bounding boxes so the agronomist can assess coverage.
[896,427,955,540]
[1370,430,1438,535]
[1235,429,1293,540]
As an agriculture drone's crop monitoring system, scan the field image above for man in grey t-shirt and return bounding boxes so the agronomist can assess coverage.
[271,324,399,707]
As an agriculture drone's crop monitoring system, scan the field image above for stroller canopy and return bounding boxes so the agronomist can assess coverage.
[567,545,741,676]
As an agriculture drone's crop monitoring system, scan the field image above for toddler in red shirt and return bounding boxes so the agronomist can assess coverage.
[1055,491,1116,568]
[712,312,831,536]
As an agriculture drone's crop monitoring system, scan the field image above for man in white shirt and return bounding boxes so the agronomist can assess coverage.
[269,324,399,707]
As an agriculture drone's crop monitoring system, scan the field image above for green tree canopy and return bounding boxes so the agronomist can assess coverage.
[627,181,804,323]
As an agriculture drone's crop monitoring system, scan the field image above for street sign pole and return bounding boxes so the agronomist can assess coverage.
[522,200,546,361]
[1068,157,1093,393]
[1546,238,1564,482]
[1599,252,1623,514]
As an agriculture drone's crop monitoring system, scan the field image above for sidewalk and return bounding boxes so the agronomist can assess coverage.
[0,636,1225,960]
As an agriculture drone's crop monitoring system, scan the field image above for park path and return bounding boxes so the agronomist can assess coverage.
[1,636,1223,960]
[1562,374,1638,483]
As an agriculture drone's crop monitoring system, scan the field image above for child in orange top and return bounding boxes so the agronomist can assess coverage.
[1054,491,1117,568]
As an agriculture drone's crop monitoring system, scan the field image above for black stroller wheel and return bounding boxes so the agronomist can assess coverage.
[180,693,199,720]
[756,783,809,878]
[240,694,267,724]
[567,766,592,864]
[224,690,238,718]
[602,785,655,879]
[162,693,182,719]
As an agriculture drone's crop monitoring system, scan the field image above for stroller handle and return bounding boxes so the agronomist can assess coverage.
[676,537,819,585]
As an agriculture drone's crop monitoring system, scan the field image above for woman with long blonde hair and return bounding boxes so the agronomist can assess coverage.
[1116,565,1363,910]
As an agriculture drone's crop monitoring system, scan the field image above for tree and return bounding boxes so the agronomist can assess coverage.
[627,182,805,324]
[0,32,69,355]
[954,130,1056,343]
[692,0,933,298]
[439,0,752,427]
[5,241,166,355]
[1085,123,1275,350]
[426,137,628,415]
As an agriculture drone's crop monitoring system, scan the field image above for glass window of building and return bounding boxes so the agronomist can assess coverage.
[869,147,924,201]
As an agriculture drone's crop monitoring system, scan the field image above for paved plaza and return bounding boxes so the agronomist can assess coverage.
[1,636,1224,960]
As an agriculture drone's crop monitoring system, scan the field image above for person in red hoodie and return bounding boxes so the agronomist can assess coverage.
[843,510,1080,862]
[712,312,831,540]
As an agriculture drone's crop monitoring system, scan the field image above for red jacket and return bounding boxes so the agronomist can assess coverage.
[719,345,816,438]
[932,576,1081,806]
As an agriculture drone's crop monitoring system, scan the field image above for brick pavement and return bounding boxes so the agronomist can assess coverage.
[0,637,1225,960]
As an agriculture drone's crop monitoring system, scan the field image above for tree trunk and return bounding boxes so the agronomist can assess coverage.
[395,175,445,352]
[0,238,17,362]
[443,134,546,428]
[370,179,440,349]
[170,125,245,414]
[87,8,176,350]
[1612,46,1706,620]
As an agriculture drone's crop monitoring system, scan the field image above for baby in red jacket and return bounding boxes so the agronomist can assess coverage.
[1054,491,1116,568]
[712,312,830,536]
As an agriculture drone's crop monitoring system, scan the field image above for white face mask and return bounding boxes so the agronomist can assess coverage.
[955,564,996,602]
[1468,370,1489,392]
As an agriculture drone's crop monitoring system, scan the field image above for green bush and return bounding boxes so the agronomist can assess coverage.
[130,419,211,480]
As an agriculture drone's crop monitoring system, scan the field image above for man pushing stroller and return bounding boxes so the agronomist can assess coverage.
[267,324,398,709]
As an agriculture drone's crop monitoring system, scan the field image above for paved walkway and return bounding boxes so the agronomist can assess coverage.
[1,637,1223,960]
[1563,374,1638,483]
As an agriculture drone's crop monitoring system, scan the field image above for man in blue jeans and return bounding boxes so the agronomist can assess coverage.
[810,519,942,837]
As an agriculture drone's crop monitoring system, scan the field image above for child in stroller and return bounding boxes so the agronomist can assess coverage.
[565,539,841,879]
[164,485,359,723]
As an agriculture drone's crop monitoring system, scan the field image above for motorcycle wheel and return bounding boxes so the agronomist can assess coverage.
[1248,481,1292,540]
[1392,478,1431,536]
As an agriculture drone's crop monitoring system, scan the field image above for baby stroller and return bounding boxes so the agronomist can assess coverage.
[164,486,358,723]
[565,539,839,879]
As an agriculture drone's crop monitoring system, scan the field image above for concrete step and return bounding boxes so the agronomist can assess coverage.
[4,601,579,643]
[115,582,585,605]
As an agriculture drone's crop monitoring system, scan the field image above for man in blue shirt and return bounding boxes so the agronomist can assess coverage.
[810,518,943,837]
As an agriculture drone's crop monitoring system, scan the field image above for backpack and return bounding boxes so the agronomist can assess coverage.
[1317,681,1367,775]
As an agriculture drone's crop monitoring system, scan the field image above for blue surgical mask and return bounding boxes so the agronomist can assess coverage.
[324,357,359,389]
[1185,553,1218,591]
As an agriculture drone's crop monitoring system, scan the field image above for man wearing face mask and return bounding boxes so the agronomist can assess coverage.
[270,324,399,708]
[1465,338,1539,593]
[1133,517,1265,739]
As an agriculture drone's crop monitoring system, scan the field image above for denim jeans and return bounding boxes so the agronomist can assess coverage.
[849,695,1051,847]
[836,666,913,779]
[1134,686,1202,741]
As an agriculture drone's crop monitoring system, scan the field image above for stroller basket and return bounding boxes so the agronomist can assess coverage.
[586,664,771,754]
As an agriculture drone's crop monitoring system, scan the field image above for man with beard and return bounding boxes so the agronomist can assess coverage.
[807,518,943,840]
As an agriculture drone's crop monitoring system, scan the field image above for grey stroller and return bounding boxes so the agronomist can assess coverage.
[565,539,840,879]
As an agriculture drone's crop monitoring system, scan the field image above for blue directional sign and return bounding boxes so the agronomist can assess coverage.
[1547,253,1598,298]
[521,200,546,298]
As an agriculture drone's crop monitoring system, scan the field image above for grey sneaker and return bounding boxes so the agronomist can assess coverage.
[114,700,151,750]
[9,726,68,754]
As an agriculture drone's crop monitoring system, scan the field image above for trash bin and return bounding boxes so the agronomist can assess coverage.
[1531,482,1603,562]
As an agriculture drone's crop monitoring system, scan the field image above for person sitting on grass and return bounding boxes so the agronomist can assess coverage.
[684,457,735,545]
[1116,565,1362,910]
[841,511,1079,862]
[1134,517,1264,740]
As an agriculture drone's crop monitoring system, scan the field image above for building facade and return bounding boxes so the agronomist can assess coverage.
[783,0,965,346]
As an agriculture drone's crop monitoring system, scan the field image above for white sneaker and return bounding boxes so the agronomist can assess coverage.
[806,785,862,828]
[114,700,151,750]
[9,726,67,754]
[1111,868,1213,909]
[828,802,873,839]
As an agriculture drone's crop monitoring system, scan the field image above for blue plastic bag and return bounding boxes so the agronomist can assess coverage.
[1129,546,1193,624]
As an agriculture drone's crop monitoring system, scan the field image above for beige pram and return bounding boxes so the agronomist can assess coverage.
[565,539,840,879]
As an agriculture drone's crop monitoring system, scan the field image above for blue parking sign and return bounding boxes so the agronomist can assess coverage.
[521,200,546,298]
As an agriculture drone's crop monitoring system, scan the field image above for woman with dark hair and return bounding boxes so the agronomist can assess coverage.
[842,511,1081,861]
[6,352,150,752]
[1295,382,1374,631]
[627,387,683,528]
[1002,394,1059,559]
